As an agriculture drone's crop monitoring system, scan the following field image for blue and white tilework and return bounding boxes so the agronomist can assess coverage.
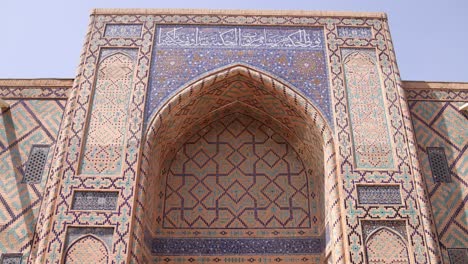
[146,25,332,126]
[104,24,143,38]
[337,26,372,39]
[357,185,402,205]
[151,237,324,255]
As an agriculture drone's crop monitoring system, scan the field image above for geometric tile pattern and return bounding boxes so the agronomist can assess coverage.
[448,248,468,264]
[357,185,402,205]
[0,87,69,99]
[427,147,451,183]
[361,220,408,241]
[104,24,142,38]
[28,14,156,264]
[365,228,410,264]
[0,97,66,262]
[0,80,71,100]
[0,253,22,264]
[65,227,114,250]
[151,237,324,255]
[138,66,333,263]
[22,145,50,184]
[29,10,442,264]
[71,191,118,211]
[327,17,439,264]
[163,114,311,229]
[337,26,372,39]
[342,48,395,169]
[147,25,333,125]
[79,49,137,175]
[405,88,467,101]
[63,235,108,264]
[408,89,468,264]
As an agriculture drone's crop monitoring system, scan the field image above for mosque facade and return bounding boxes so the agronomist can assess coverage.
[0,9,466,264]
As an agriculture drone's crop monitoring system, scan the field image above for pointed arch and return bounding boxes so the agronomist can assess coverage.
[342,49,377,65]
[145,62,333,141]
[100,50,134,63]
[365,227,410,264]
[131,64,346,264]
[64,235,109,264]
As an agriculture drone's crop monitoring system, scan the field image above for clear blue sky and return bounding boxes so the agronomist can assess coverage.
[1,0,466,82]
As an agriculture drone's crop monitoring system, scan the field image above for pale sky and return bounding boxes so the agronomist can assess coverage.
[0,0,466,82]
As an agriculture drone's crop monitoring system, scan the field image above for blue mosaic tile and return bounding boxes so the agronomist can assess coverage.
[104,24,142,38]
[156,26,323,49]
[337,26,372,39]
[357,185,402,205]
[146,25,332,126]
[150,237,324,255]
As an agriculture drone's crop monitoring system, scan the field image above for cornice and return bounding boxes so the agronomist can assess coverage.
[402,80,468,90]
[91,8,387,19]
[0,79,74,87]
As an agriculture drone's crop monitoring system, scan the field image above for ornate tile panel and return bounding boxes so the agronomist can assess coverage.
[104,24,143,38]
[365,228,410,264]
[65,227,114,250]
[357,185,401,205]
[162,114,313,230]
[147,25,332,126]
[362,220,409,264]
[337,26,372,39]
[151,237,324,255]
[341,48,395,169]
[64,235,108,264]
[361,220,408,241]
[156,26,323,48]
[71,191,118,211]
[79,49,138,175]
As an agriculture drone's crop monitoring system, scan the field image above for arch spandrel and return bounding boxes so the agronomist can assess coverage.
[145,64,334,147]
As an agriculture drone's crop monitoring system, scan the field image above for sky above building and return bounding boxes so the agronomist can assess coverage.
[0,0,466,82]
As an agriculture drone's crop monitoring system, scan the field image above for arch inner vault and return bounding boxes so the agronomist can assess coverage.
[134,65,343,263]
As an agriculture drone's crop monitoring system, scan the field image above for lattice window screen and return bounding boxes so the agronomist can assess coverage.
[0,253,22,264]
[448,248,468,264]
[22,145,50,184]
[427,147,451,183]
